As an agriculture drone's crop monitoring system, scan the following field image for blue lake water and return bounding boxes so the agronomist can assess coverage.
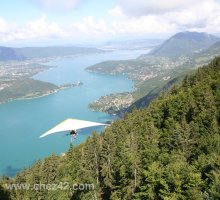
[0,50,146,176]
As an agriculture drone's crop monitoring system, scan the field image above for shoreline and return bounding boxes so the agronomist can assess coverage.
[0,49,145,178]
[0,82,83,105]
[0,90,58,105]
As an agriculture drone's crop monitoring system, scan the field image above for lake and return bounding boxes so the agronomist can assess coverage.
[0,49,147,176]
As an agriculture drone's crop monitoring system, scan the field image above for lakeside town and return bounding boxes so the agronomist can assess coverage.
[0,59,83,104]
[0,59,53,90]
[87,55,194,114]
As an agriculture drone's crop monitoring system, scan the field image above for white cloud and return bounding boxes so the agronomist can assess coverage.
[25,14,66,38]
[66,14,178,38]
[0,15,66,43]
[162,0,220,32]
[108,6,125,18]
[118,0,207,16]
[29,0,81,11]
[70,16,109,38]
[0,0,220,44]
[0,18,8,33]
[106,0,220,35]
[110,15,177,35]
[0,17,14,34]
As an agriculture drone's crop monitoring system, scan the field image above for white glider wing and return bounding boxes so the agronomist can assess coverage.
[40,118,107,138]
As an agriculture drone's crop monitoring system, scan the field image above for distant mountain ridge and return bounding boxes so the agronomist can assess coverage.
[197,41,220,57]
[0,46,103,61]
[0,47,24,61]
[149,31,220,58]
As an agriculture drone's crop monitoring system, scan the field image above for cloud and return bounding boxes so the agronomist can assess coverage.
[108,6,125,18]
[162,0,220,32]
[68,14,178,38]
[0,0,220,44]
[70,16,109,38]
[0,15,66,43]
[106,0,220,35]
[29,0,81,11]
[119,0,209,16]
[25,14,66,38]
[0,17,13,33]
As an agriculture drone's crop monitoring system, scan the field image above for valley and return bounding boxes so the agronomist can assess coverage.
[87,32,220,114]
[0,46,103,104]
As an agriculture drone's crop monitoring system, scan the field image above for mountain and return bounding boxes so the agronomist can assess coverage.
[101,39,163,50]
[192,41,220,66]
[14,46,103,59]
[0,46,103,61]
[150,31,220,58]
[1,57,220,199]
[197,41,220,57]
[127,76,181,111]
[0,47,25,61]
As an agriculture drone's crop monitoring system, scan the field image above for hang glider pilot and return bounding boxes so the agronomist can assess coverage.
[39,118,108,139]
[70,130,78,139]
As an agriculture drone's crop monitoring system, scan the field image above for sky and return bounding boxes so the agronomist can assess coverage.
[0,0,220,46]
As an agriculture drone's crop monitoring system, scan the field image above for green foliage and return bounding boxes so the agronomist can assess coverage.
[2,57,220,199]
[0,79,58,103]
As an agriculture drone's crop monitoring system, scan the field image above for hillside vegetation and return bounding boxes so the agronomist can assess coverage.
[87,32,220,114]
[0,79,58,103]
[1,58,220,199]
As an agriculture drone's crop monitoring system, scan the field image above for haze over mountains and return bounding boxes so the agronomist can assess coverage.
[101,38,163,50]
[0,31,220,62]
[197,41,220,57]
[0,47,25,62]
[149,31,220,58]
[0,46,103,61]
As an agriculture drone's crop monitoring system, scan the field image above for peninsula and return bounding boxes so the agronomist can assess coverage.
[0,45,97,103]
[87,32,220,114]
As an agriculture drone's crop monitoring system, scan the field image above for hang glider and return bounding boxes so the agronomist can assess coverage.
[40,118,107,138]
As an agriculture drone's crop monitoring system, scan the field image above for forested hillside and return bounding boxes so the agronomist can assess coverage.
[0,79,58,103]
[1,58,220,199]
